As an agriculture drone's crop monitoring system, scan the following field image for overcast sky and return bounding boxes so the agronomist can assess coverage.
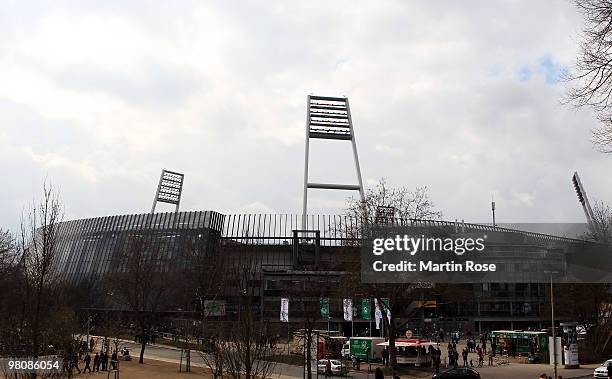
[1,0,610,231]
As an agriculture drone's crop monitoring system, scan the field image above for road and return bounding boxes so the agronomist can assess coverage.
[103,338,597,379]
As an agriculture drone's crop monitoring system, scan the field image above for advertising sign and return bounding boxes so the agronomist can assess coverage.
[280,298,289,322]
[350,339,372,359]
[361,299,371,320]
[320,298,329,319]
[203,300,226,317]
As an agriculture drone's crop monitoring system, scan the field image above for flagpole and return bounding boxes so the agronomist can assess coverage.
[369,298,372,337]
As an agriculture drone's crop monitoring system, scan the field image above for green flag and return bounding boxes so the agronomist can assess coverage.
[361,298,371,320]
[320,298,330,319]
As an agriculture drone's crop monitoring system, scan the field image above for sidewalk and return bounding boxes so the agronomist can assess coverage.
[87,336,598,379]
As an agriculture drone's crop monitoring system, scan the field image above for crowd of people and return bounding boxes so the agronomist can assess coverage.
[61,337,130,375]
[443,331,498,369]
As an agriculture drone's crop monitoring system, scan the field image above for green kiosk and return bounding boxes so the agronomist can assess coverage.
[491,330,549,356]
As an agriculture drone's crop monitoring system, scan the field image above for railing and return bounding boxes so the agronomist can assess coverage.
[54,212,589,249]
[218,214,588,247]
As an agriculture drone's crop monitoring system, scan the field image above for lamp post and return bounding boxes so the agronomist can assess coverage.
[544,271,559,379]
[352,306,357,337]
[551,275,557,379]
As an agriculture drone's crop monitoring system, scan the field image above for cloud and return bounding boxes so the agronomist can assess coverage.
[0,0,610,232]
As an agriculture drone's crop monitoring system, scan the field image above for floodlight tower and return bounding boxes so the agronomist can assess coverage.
[151,169,185,213]
[302,95,365,228]
[572,171,595,232]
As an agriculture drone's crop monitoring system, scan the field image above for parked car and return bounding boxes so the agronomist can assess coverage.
[593,359,612,379]
[317,359,348,376]
[432,367,481,379]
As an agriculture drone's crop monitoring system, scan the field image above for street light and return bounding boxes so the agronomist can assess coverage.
[544,270,559,379]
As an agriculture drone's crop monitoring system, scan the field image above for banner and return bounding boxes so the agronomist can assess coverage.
[203,300,226,317]
[374,299,382,329]
[361,299,371,320]
[280,298,289,322]
[383,298,391,323]
[343,299,353,321]
[320,298,330,319]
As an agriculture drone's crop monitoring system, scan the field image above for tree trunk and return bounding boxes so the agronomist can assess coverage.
[139,335,146,364]
[388,314,398,368]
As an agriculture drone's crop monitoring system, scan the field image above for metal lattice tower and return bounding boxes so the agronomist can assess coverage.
[151,169,185,213]
[572,171,595,232]
[302,95,365,227]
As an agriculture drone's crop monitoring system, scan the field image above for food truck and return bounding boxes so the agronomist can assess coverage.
[349,337,386,361]
[491,330,549,357]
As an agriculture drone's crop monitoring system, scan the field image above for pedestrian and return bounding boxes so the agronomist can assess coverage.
[462,348,468,366]
[94,352,100,372]
[101,350,108,371]
[83,352,92,373]
[111,350,118,370]
[62,355,70,374]
[90,337,95,352]
[72,353,81,374]
[488,350,494,366]
[375,367,384,379]
[382,347,389,366]
[325,359,333,378]
[477,349,484,367]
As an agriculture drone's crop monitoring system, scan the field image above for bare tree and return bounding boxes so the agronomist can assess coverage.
[342,179,443,368]
[553,283,611,360]
[286,275,335,379]
[572,200,612,358]
[590,200,612,244]
[567,0,612,152]
[182,235,231,378]
[17,182,64,358]
[346,178,442,224]
[0,229,15,268]
[0,228,25,359]
[106,235,177,364]
[222,248,277,379]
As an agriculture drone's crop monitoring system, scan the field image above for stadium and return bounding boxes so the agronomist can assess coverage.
[48,97,597,337]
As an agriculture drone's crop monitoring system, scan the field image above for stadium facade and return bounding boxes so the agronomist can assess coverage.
[52,211,583,334]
